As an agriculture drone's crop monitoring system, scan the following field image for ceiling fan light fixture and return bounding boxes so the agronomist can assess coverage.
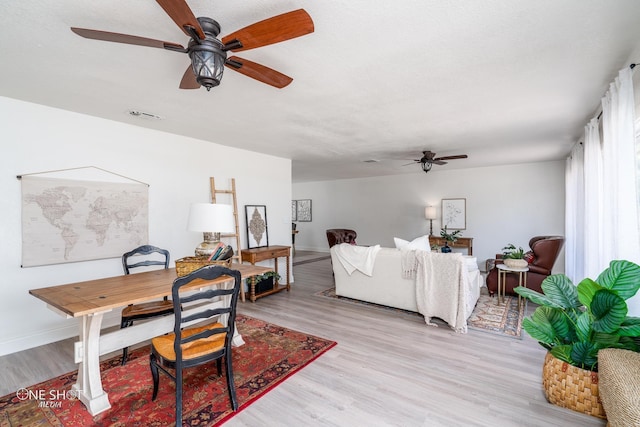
[421,161,433,173]
[189,41,227,91]
[188,18,227,91]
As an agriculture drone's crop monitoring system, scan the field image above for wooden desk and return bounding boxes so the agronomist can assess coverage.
[28,264,269,416]
[429,236,474,255]
[241,245,291,302]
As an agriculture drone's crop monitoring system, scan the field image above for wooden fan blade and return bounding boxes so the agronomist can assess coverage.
[226,56,293,88]
[432,160,447,165]
[155,0,205,39]
[222,9,314,52]
[71,27,185,51]
[433,155,468,161]
[179,65,200,89]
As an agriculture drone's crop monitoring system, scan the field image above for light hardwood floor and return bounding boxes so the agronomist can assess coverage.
[1,252,605,426]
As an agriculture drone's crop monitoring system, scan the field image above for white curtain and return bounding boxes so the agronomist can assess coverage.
[565,67,640,315]
[583,118,605,279]
[565,142,584,281]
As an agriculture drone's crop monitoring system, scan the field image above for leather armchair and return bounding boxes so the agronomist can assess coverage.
[486,236,564,296]
[326,229,357,248]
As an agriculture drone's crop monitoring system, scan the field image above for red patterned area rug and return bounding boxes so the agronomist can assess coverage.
[0,315,336,426]
[315,288,524,339]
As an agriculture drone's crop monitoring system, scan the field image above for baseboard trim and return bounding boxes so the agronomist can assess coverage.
[0,313,121,357]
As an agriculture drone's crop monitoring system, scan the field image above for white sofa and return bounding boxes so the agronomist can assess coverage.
[330,246,482,321]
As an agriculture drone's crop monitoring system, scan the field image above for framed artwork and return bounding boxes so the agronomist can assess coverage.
[245,205,269,248]
[296,199,312,222]
[442,198,466,230]
[291,200,298,221]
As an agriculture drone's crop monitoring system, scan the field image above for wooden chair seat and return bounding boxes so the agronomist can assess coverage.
[122,300,174,320]
[151,322,225,361]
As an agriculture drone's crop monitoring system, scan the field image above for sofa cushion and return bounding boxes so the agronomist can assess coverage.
[462,256,479,272]
[394,235,430,251]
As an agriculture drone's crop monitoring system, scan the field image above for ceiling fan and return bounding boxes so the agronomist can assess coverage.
[405,151,468,173]
[70,1,314,90]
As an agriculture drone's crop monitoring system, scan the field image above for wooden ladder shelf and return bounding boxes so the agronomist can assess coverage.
[210,177,242,264]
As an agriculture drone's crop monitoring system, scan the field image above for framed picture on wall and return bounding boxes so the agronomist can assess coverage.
[442,198,466,230]
[291,200,298,221]
[296,199,312,222]
[245,205,269,248]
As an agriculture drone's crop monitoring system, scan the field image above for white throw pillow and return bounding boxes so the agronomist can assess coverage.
[394,235,430,251]
[393,237,409,249]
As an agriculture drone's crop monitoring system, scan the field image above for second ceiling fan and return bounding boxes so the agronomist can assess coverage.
[71,1,314,90]
[406,151,468,173]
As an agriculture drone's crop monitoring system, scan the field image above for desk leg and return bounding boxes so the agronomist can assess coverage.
[231,328,245,346]
[74,312,111,415]
[220,283,245,346]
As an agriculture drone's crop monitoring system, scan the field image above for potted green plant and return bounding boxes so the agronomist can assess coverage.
[501,243,527,268]
[439,226,461,253]
[514,260,640,418]
[254,271,281,295]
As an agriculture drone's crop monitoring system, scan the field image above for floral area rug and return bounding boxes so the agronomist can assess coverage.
[0,314,336,426]
[315,288,525,339]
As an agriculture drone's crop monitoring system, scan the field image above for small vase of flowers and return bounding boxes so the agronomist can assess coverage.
[440,226,462,253]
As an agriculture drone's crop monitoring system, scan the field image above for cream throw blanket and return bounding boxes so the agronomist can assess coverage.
[333,243,381,276]
[401,250,469,333]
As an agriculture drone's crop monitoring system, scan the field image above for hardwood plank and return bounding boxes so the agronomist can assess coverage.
[1,254,605,426]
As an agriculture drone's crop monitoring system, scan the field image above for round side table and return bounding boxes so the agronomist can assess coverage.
[496,264,528,306]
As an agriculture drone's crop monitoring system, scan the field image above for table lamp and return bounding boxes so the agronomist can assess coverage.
[187,203,235,257]
[425,206,437,236]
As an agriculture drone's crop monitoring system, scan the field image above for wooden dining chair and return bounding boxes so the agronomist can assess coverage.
[120,245,173,365]
[150,265,241,424]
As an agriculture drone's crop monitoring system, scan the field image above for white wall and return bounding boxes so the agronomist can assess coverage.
[0,96,292,356]
[293,160,566,273]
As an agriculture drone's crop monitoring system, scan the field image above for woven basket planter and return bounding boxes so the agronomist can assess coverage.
[175,257,232,277]
[542,352,606,419]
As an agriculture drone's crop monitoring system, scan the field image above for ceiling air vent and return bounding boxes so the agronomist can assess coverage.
[128,110,162,120]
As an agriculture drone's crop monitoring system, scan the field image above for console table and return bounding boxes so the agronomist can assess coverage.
[242,245,291,302]
[429,236,474,255]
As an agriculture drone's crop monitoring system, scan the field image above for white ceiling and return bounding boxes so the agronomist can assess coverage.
[2,1,640,182]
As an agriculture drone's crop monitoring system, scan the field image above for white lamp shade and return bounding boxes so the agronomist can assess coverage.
[187,203,235,233]
[425,206,437,220]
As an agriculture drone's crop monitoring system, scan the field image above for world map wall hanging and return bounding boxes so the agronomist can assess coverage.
[20,175,149,267]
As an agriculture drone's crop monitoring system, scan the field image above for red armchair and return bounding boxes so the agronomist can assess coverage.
[486,236,564,296]
[326,229,357,248]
